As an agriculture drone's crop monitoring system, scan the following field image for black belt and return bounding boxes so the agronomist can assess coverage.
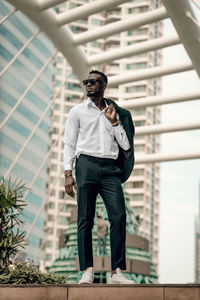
[79,154,116,164]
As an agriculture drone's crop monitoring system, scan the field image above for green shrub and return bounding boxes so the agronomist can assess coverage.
[0,177,27,270]
[0,262,67,284]
[0,177,68,284]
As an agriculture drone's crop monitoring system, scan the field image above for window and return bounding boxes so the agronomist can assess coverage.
[91,41,101,48]
[56,80,61,86]
[127,41,135,46]
[133,168,144,176]
[59,203,68,212]
[50,177,56,184]
[60,178,65,186]
[135,145,145,152]
[56,68,62,75]
[133,207,143,214]
[134,120,145,126]
[133,181,143,188]
[53,115,60,122]
[50,164,57,171]
[71,26,86,34]
[51,152,58,159]
[92,18,101,26]
[46,240,53,248]
[52,127,59,134]
[125,85,146,93]
[48,202,55,209]
[50,189,56,196]
[58,216,68,225]
[66,82,82,92]
[56,56,63,64]
[48,215,54,221]
[45,253,52,261]
[127,30,133,36]
[54,104,61,110]
[59,191,65,199]
[126,63,147,70]
[133,194,143,201]
[133,108,145,115]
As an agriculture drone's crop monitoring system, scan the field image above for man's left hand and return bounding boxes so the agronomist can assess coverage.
[105,104,117,124]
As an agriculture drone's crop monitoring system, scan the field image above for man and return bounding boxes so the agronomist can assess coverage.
[64,70,135,284]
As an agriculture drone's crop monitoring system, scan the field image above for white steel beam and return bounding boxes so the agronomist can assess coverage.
[135,152,200,164]
[108,61,193,87]
[73,7,168,45]
[163,0,200,78]
[88,35,180,66]
[7,0,89,82]
[191,0,200,10]
[0,7,17,25]
[57,0,130,26]
[135,121,200,136]
[118,90,200,109]
[37,0,66,11]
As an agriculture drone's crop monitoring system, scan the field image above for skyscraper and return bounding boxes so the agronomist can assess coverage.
[45,0,162,272]
[0,0,54,262]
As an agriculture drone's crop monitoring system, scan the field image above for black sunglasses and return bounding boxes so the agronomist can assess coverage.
[83,79,103,86]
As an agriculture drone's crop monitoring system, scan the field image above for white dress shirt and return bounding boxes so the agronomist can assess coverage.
[64,98,130,170]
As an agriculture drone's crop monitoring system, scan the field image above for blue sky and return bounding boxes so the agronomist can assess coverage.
[159,14,200,283]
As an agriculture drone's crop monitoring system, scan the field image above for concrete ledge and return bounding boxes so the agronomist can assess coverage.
[0,284,199,300]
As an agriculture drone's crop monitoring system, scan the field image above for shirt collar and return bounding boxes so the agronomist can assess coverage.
[85,97,108,109]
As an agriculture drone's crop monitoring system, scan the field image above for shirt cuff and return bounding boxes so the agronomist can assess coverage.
[64,164,73,171]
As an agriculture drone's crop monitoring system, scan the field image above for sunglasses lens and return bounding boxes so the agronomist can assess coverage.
[90,80,96,85]
[83,79,97,86]
[83,79,103,86]
[83,79,89,86]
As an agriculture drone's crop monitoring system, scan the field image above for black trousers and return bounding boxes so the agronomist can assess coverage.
[75,154,126,271]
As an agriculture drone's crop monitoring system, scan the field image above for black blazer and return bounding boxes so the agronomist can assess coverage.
[106,98,135,183]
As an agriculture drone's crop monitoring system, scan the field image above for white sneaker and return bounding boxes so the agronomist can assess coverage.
[79,271,94,284]
[108,268,136,284]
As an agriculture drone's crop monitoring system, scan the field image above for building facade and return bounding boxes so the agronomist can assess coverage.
[45,0,162,272]
[0,1,54,262]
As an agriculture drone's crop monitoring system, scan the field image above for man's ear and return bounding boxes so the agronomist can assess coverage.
[102,83,107,91]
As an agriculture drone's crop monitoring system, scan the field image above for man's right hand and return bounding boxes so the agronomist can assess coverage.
[64,171,77,198]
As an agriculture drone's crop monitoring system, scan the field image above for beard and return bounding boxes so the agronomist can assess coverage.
[87,90,100,98]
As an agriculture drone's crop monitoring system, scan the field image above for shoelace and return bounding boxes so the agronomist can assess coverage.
[113,273,124,278]
[82,272,92,278]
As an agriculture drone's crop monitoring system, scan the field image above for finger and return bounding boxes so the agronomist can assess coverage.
[70,188,75,198]
[66,184,73,196]
[105,105,112,111]
[111,110,116,118]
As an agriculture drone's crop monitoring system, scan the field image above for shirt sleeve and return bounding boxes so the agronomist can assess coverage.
[113,119,130,151]
[64,108,79,170]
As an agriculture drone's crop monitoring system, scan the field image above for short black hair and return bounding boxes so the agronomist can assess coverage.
[89,70,108,84]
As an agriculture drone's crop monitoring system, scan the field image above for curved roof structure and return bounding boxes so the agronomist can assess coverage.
[5,0,200,83]
[3,0,200,165]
